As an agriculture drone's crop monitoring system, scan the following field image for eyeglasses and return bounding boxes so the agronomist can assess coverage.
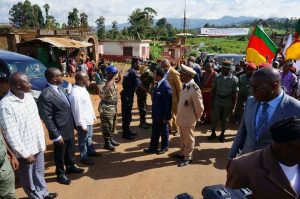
[250,84,267,91]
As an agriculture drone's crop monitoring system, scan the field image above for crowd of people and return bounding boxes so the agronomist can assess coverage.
[0,53,299,199]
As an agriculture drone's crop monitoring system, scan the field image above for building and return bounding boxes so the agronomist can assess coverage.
[99,40,151,62]
[161,37,188,64]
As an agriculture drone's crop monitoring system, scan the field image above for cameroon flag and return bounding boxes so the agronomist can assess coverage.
[285,19,300,61]
[246,26,278,66]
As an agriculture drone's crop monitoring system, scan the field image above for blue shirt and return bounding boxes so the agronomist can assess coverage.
[255,91,284,127]
[122,68,141,97]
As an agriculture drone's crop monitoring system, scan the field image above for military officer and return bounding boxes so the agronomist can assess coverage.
[120,57,151,140]
[173,64,204,167]
[235,62,256,124]
[136,62,156,129]
[98,65,120,151]
[209,60,239,142]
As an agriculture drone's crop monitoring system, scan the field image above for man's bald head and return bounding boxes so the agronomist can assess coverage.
[75,71,90,87]
[161,59,171,71]
[9,72,27,86]
[251,67,281,85]
[45,67,63,85]
[8,72,31,94]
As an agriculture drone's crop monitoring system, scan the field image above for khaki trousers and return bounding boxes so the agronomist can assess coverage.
[169,102,179,132]
[179,126,195,161]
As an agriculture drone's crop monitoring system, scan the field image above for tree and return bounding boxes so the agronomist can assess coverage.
[128,7,157,39]
[9,2,24,27]
[43,4,50,19]
[32,4,44,28]
[80,12,89,28]
[95,16,105,40]
[68,8,80,28]
[109,20,119,39]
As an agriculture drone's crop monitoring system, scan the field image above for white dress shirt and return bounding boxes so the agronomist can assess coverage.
[279,163,299,195]
[69,85,96,129]
[0,91,46,158]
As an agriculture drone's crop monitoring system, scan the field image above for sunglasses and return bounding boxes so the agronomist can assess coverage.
[250,84,267,91]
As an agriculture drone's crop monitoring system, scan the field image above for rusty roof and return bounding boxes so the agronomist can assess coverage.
[18,37,93,48]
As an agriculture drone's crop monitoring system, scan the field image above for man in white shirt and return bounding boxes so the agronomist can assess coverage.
[69,72,99,165]
[226,116,300,199]
[0,72,57,199]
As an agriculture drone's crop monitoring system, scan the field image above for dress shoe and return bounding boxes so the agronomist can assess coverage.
[44,193,58,199]
[89,151,102,157]
[219,133,225,143]
[156,148,168,155]
[178,160,192,167]
[171,154,184,159]
[80,158,95,165]
[104,140,116,151]
[66,166,84,174]
[128,130,137,136]
[110,138,120,146]
[207,132,216,140]
[143,148,157,154]
[57,175,71,185]
[122,133,134,140]
[139,123,150,129]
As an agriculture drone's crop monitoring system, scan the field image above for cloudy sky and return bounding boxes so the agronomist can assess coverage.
[0,0,299,25]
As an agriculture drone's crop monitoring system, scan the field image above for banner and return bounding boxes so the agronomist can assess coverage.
[200,28,249,36]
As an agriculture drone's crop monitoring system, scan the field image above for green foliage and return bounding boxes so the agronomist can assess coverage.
[95,16,105,40]
[68,8,80,28]
[150,41,163,60]
[80,12,89,28]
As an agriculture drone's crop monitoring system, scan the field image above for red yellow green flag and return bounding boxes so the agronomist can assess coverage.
[285,19,300,61]
[246,26,278,65]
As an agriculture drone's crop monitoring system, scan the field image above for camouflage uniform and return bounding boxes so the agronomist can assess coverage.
[136,67,154,125]
[211,73,239,132]
[235,74,252,123]
[98,80,118,141]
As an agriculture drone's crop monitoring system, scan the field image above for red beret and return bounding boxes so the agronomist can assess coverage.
[290,66,297,74]
[259,63,272,68]
[246,62,256,70]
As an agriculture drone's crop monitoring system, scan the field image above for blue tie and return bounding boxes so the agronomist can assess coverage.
[58,87,70,107]
[256,102,269,139]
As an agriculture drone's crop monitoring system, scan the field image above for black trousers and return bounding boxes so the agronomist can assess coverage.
[53,138,76,177]
[121,91,133,133]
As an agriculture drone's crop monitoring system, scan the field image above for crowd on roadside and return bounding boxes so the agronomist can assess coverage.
[0,52,299,198]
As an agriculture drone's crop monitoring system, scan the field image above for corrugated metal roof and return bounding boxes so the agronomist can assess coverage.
[36,37,93,48]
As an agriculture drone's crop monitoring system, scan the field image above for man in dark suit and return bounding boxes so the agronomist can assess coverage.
[144,68,172,154]
[227,67,300,167]
[38,68,84,185]
[226,117,300,199]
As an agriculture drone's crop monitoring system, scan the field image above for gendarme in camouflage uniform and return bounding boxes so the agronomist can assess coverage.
[136,66,154,128]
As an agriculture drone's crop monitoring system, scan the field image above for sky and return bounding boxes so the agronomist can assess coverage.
[0,0,299,26]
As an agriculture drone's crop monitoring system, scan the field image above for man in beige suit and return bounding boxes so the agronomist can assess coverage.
[161,59,182,136]
[174,64,204,167]
[226,117,300,199]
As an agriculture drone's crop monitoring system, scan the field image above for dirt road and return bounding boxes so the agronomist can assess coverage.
[16,75,238,199]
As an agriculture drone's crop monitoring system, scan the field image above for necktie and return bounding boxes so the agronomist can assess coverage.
[256,102,269,139]
[58,87,70,107]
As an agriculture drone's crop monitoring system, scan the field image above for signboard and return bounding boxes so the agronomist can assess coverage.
[200,28,249,36]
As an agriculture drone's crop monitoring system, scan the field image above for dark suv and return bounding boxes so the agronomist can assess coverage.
[0,50,70,99]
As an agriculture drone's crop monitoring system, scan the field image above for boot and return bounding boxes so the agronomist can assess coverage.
[208,130,217,140]
[110,138,120,146]
[219,131,225,143]
[104,140,115,151]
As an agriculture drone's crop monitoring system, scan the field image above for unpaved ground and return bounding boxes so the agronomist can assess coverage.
[16,72,238,199]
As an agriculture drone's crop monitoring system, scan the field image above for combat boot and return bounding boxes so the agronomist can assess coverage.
[219,131,225,143]
[207,130,216,140]
[110,138,120,146]
[104,140,115,151]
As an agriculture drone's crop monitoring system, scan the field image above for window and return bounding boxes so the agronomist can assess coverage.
[142,46,146,56]
[123,47,133,56]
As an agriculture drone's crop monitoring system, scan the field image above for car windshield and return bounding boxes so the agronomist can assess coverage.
[6,61,46,78]
[217,55,244,66]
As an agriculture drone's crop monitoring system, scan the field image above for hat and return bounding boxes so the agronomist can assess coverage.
[179,64,196,77]
[246,62,257,70]
[222,60,232,69]
[106,65,118,74]
[258,63,272,68]
[270,116,300,143]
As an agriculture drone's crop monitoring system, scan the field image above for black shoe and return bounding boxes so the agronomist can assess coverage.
[66,166,84,174]
[219,134,225,143]
[79,159,95,165]
[178,160,192,167]
[88,151,102,157]
[157,148,168,155]
[104,140,116,151]
[143,148,157,154]
[44,193,58,199]
[57,175,71,185]
[139,123,150,129]
[128,130,137,136]
[122,133,134,140]
[171,154,184,159]
[207,132,217,140]
[110,138,120,146]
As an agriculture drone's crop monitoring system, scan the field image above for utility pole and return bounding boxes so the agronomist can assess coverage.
[182,0,187,45]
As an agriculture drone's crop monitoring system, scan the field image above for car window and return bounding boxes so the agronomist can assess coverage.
[6,61,46,78]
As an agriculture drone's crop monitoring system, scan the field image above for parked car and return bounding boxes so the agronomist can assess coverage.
[215,54,245,66]
[0,50,70,100]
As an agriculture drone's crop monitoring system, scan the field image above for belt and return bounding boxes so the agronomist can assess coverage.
[101,100,117,105]
[216,94,232,98]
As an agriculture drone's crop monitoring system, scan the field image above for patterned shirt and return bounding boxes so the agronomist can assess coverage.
[98,81,118,116]
[0,91,46,158]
